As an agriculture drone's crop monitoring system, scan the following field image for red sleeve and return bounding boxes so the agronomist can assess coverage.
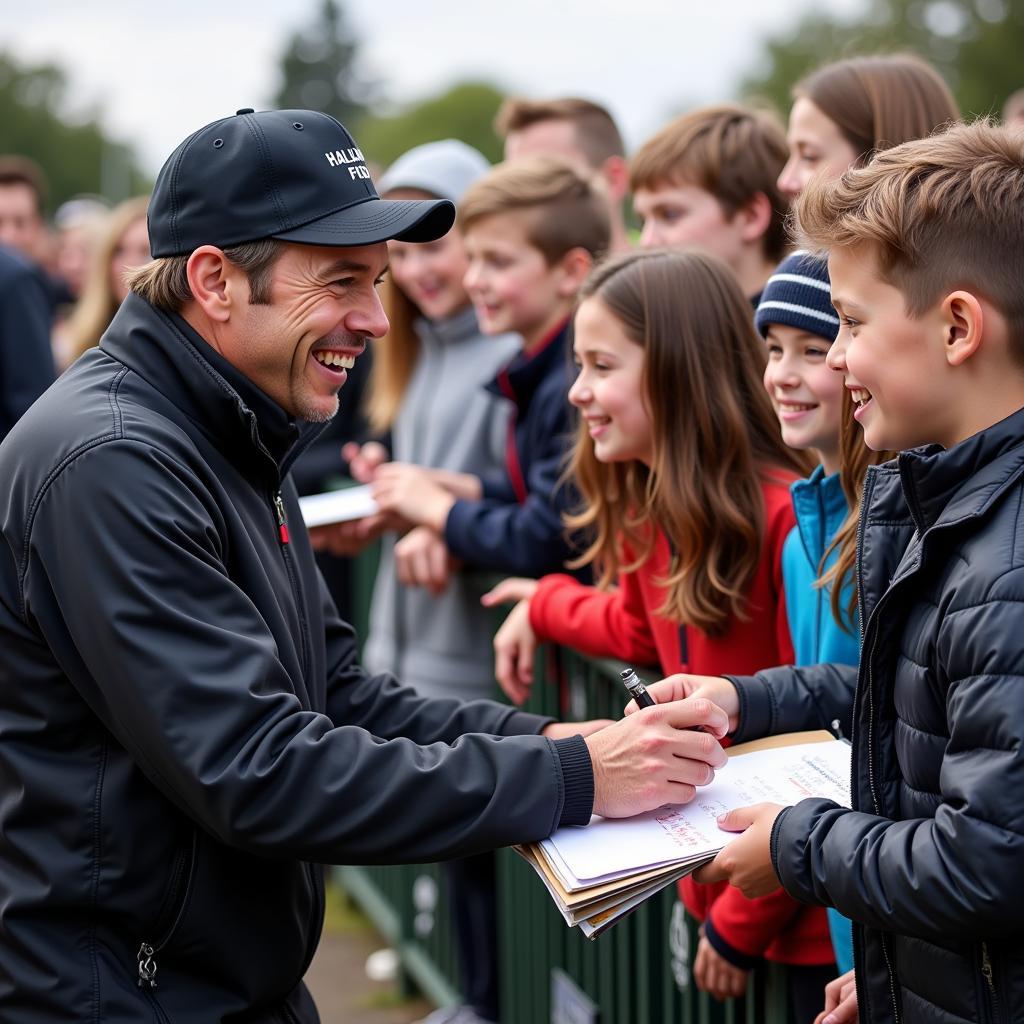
[529,570,659,666]
[765,479,796,666]
[706,883,803,959]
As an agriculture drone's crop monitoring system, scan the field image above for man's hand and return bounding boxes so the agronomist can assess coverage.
[584,698,729,818]
[692,802,785,898]
[542,719,614,740]
[372,464,456,533]
[625,673,741,734]
[342,440,389,483]
[815,969,857,1024]
[492,599,537,705]
[393,526,456,595]
[693,927,750,1002]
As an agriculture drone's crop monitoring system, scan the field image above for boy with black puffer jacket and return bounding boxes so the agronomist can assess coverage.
[644,121,1024,1024]
[369,156,610,583]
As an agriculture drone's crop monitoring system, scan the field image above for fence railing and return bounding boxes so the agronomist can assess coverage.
[336,557,794,1022]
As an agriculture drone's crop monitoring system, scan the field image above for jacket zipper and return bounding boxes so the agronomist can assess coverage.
[272,490,310,682]
[136,830,198,992]
[855,470,902,1023]
[982,942,1000,1023]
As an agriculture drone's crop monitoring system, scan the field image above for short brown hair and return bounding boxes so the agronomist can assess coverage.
[127,239,285,312]
[795,54,959,160]
[630,104,790,263]
[0,155,47,216]
[796,120,1024,355]
[494,97,625,169]
[459,156,610,264]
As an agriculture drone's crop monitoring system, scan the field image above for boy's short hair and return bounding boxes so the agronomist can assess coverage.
[0,155,48,216]
[494,97,625,170]
[630,104,790,263]
[459,156,611,264]
[796,120,1024,361]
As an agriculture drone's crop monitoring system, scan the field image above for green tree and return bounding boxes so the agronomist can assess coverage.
[0,52,147,209]
[741,0,1024,119]
[355,81,507,169]
[273,0,374,128]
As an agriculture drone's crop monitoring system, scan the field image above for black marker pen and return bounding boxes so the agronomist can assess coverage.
[620,667,656,709]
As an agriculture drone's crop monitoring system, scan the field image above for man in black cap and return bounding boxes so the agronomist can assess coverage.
[0,109,727,1022]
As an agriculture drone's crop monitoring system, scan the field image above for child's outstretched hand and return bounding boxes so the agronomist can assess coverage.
[372,463,456,532]
[692,802,785,898]
[815,969,858,1024]
[492,599,538,706]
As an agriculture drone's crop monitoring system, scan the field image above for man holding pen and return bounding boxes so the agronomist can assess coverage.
[0,108,727,1024]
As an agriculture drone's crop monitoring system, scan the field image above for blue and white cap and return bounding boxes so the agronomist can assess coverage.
[755,251,839,343]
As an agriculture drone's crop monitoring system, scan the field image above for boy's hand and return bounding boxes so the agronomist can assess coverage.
[493,599,537,705]
[393,526,456,595]
[624,674,741,734]
[693,927,750,1001]
[585,699,729,817]
[693,803,785,897]
[308,511,395,556]
[815,969,858,1024]
[372,464,456,532]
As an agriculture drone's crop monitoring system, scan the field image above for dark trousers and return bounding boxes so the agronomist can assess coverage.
[444,852,499,1022]
[786,962,838,1024]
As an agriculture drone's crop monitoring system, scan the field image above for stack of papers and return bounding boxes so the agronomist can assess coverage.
[297,485,379,527]
[517,731,850,939]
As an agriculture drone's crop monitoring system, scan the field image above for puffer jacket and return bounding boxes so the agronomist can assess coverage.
[730,405,1024,1023]
[0,293,594,1023]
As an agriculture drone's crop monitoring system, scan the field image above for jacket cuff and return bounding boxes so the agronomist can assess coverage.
[442,499,472,560]
[703,913,761,970]
[553,735,594,826]
[725,673,775,743]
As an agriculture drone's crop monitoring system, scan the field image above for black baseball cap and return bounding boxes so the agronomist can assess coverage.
[148,108,455,257]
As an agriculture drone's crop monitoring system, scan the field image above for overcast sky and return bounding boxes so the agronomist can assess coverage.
[7,0,863,175]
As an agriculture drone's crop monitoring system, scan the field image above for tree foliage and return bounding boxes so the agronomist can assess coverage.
[273,0,375,128]
[0,52,147,210]
[354,81,507,169]
[741,0,1024,119]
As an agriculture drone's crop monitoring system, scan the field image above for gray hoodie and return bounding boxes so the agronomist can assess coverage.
[363,306,520,699]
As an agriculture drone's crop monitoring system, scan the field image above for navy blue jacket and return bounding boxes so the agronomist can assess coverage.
[0,245,54,443]
[444,322,581,576]
[731,406,1024,1023]
[0,294,594,1023]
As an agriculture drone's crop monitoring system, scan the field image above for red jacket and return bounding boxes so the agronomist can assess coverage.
[529,474,834,967]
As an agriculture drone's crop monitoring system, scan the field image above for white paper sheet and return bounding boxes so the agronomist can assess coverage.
[540,739,850,888]
[297,486,379,527]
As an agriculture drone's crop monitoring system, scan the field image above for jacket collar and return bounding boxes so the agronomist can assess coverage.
[100,293,324,479]
[485,319,570,410]
[414,304,481,349]
[896,404,1024,535]
[790,465,849,564]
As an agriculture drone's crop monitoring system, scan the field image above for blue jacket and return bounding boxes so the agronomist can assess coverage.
[782,465,859,973]
[444,321,580,576]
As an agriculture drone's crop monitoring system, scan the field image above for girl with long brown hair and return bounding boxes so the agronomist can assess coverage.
[485,248,834,1015]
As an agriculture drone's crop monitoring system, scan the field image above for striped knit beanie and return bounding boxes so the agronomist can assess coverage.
[755,250,839,342]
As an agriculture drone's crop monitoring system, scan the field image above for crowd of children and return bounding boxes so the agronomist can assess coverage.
[7,47,1024,1024]
[312,51,1024,1024]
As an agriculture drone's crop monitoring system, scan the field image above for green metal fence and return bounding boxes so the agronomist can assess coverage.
[336,559,794,1022]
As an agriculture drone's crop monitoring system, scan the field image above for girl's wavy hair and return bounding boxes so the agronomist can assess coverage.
[564,249,810,635]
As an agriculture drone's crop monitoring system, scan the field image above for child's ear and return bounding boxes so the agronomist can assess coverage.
[598,155,630,204]
[942,291,985,368]
[556,247,594,298]
[735,192,773,244]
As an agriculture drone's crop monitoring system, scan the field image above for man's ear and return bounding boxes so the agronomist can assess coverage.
[942,291,984,367]
[599,154,630,204]
[735,191,773,244]
[555,247,594,298]
[186,246,244,324]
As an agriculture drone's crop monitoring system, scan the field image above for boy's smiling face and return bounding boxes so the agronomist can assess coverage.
[827,245,951,452]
